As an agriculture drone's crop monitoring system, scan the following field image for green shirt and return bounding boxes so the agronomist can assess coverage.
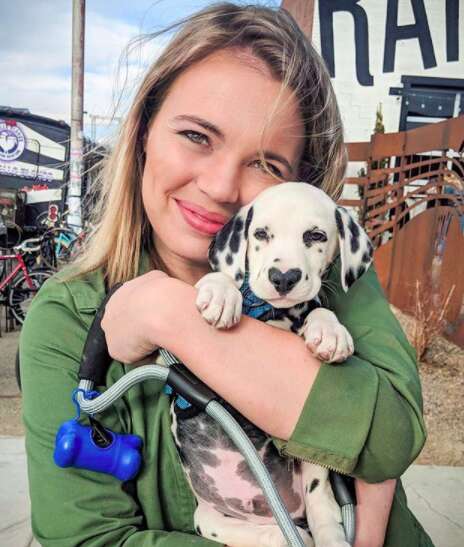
[20,259,434,546]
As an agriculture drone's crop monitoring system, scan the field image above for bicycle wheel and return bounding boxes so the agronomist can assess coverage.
[8,269,53,324]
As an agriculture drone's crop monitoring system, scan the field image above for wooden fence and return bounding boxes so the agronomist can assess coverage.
[340,117,464,347]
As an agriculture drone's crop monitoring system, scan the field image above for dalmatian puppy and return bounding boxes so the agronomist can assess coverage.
[170,182,373,547]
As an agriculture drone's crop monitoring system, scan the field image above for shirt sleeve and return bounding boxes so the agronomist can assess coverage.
[20,277,221,547]
[272,260,426,483]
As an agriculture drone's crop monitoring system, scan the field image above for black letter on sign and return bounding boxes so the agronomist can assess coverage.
[446,0,459,62]
[319,0,374,86]
[383,0,436,73]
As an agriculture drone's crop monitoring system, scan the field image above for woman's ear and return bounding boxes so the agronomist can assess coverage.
[334,206,373,292]
[208,203,254,287]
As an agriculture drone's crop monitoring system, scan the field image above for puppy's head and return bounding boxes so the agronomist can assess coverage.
[209,182,373,307]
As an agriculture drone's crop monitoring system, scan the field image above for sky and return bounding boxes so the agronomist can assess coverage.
[1,0,280,142]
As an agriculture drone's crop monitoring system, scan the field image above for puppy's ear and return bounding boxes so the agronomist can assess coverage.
[334,206,374,292]
[208,203,253,287]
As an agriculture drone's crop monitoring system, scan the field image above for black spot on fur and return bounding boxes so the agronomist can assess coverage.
[274,258,280,262]
[357,265,366,279]
[348,217,360,253]
[225,254,233,265]
[251,495,272,516]
[215,217,235,251]
[244,206,254,239]
[207,242,219,270]
[305,274,309,280]
[196,526,201,534]
[212,532,217,538]
[335,209,345,239]
[255,246,260,251]
[229,217,244,253]
[310,478,320,493]
[235,270,244,282]
[345,268,355,288]
[361,251,371,264]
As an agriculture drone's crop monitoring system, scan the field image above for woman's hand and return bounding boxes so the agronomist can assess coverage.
[101,270,179,363]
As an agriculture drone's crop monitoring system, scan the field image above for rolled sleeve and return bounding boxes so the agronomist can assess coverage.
[273,261,427,482]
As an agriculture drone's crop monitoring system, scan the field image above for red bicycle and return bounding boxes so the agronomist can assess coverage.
[0,239,53,324]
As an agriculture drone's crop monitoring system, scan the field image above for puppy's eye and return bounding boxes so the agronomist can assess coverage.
[254,228,269,241]
[303,230,327,246]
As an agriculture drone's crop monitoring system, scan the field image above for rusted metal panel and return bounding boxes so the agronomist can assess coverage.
[345,142,370,162]
[363,117,464,160]
[342,117,464,347]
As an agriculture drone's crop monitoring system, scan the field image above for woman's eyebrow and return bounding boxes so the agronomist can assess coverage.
[172,114,224,139]
[172,114,294,175]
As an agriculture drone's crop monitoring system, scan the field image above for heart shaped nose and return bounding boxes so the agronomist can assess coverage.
[268,267,302,295]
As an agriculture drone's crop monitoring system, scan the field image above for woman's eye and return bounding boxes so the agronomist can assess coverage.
[179,130,209,146]
[252,160,283,178]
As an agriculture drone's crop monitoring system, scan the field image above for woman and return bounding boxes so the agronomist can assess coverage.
[20,3,433,546]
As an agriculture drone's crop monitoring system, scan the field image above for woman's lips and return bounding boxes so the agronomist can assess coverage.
[176,199,227,235]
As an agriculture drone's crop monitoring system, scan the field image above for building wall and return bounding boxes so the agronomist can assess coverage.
[311,0,463,142]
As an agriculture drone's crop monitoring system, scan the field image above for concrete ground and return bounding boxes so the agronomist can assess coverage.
[1,327,463,546]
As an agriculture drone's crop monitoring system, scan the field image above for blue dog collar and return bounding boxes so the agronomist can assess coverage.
[240,273,275,320]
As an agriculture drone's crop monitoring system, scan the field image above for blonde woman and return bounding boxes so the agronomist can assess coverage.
[21,3,433,546]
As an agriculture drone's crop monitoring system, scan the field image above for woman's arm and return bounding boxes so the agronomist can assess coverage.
[354,479,397,547]
[163,282,322,439]
[103,262,426,482]
[21,276,221,547]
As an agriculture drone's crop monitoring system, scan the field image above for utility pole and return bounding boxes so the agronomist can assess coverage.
[68,0,85,231]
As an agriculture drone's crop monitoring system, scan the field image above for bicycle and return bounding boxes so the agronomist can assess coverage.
[0,239,53,325]
[35,206,88,270]
[40,226,79,270]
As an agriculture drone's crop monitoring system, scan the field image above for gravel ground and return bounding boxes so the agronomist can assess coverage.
[1,310,463,466]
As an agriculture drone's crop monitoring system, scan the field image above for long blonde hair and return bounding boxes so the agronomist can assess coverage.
[71,2,347,286]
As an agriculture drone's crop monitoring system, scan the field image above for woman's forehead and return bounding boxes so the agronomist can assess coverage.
[156,49,304,152]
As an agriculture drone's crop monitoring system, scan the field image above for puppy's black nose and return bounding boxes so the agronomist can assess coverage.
[268,267,302,295]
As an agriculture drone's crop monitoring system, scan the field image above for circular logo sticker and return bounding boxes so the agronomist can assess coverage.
[0,119,26,162]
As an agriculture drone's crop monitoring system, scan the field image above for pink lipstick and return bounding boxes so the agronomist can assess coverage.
[176,199,227,235]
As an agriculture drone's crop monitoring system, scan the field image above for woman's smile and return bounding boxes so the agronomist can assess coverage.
[175,199,228,235]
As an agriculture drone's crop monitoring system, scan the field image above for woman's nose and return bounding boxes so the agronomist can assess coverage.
[196,159,240,204]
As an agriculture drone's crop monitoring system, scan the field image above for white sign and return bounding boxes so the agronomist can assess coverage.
[0,119,26,162]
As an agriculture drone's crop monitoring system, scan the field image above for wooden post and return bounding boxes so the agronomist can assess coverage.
[280,0,315,40]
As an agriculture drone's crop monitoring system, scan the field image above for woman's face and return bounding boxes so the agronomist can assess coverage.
[142,48,305,283]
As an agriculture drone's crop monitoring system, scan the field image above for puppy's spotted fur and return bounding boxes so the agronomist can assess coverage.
[171,183,373,547]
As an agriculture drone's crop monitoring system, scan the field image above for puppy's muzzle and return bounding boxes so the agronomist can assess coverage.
[268,267,302,295]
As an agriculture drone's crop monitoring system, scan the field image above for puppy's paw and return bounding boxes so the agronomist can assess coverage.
[195,272,242,329]
[300,308,354,364]
[261,524,313,547]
